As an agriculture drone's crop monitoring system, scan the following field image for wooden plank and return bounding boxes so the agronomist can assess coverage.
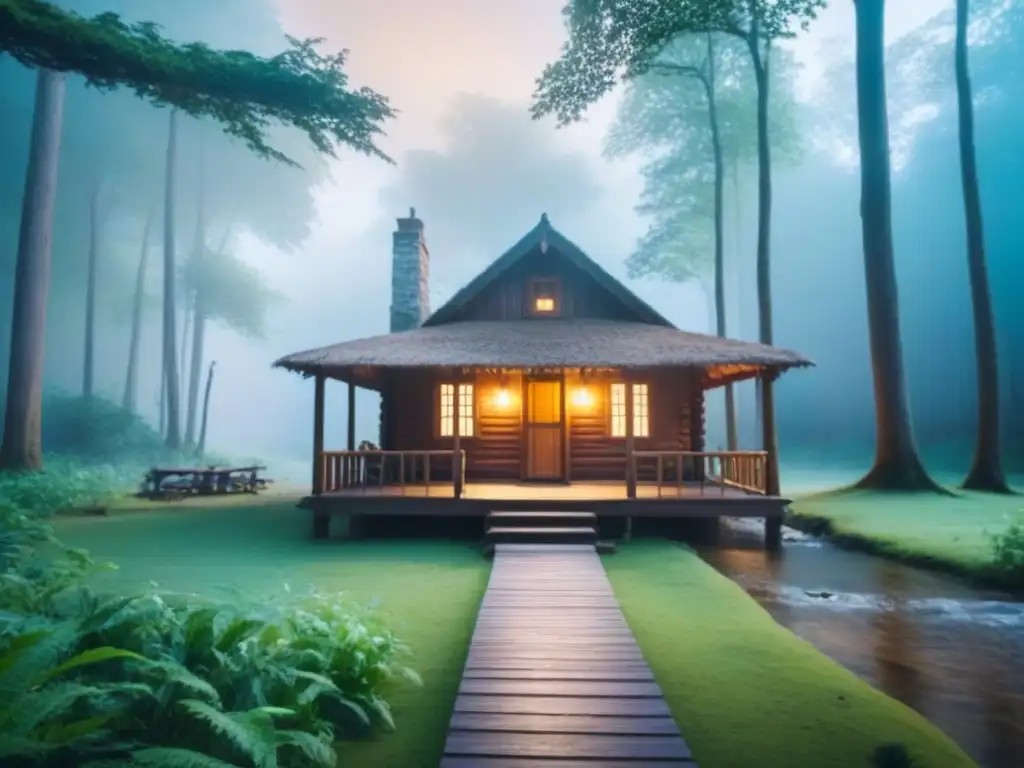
[459,679,663,698]
[462,667,654,682]
[453,695,672,718]
[444,543,696,766]
[442,758,694,767]
[464,658,653,672]
[449,712,679,735]
[466,649,647,663]
[444,731,691,760]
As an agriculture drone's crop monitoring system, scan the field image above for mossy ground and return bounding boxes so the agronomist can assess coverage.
[55,494,988,768]
[788,485,1023,589]
[56,494,491,768]
[605,541,978,768]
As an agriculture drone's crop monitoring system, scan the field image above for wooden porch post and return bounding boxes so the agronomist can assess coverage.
[312,375,325,494]
[346,381,356,451]
[760,368,782,551]
[452,378,463,498]
[625,379,637,499]
[560,369,570,481]
[311,374,329,540]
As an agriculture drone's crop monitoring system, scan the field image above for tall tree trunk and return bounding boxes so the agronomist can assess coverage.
[82,182,100,399]
[748,29,773,457]
[159,363,166,435]
[185,303,207,447]
[703,33,738,451]
[184,176,209,447]
[0,71,66,472]
[956,0,1010,493]
[123,212,153,413]
[197,361,216,458]
[748,33,773,349]
[162,110,182,450]
[179,297,191,400]
[852,0,944,492]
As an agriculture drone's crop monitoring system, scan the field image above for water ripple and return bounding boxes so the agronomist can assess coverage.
[756,583,1024,629]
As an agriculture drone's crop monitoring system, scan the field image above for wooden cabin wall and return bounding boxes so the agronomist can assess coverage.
[381,366,708,483]
[567,368,702,481]
[469,371,522,480]
[449,248,641,323]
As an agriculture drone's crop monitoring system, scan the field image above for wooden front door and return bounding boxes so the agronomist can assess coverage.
[525,379,564,480]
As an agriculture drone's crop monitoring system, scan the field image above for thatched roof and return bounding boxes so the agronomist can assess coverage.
[425,214,672,327]
[273,319,812,387]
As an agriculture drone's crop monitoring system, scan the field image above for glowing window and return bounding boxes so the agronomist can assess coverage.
[529,278,559,315]
[440,383,474,437]
[610,382,649,438]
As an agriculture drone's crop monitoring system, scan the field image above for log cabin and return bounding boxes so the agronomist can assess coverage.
[274,211,812,548]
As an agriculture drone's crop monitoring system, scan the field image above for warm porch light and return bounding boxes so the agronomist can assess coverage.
[534,296,555,312]
[493,388,513,408]
[571,387,593,408]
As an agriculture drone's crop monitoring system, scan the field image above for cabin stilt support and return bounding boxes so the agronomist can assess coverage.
[312,510,330,540]
[765,517,782,551]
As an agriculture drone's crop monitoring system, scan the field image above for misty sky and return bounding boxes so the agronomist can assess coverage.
[199,0,951,470]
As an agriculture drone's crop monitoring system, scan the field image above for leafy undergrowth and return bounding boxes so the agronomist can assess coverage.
[0,457,138,514]
[787,487,1024,592]
[0,394,243,516]
[56,499,491,767]
[606,541,978,768]
[0,502,434,766]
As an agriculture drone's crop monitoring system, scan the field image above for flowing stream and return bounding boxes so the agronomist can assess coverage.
[701,520,1024,768]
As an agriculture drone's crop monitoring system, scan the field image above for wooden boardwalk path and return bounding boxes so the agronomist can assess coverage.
[442,544,696,766]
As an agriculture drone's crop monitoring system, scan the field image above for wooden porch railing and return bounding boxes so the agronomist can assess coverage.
[317,450,467,497]
[629,450,769,497]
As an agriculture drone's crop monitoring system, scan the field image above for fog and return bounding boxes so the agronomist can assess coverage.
[2,0,1021,486]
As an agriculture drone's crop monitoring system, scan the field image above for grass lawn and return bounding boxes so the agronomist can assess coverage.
[605,541,978,768]
[788,487,1023,586]
[56,495,491,768]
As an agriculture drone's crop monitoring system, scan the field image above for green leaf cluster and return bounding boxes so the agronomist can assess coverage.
[0,0,395,166]
[532,0,824,126]
[181,242,283,340]
[604,33,800,285]
[0,503,419,766]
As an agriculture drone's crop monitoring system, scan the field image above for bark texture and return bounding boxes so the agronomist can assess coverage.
[123,212,153,413]
[955,0,1011,493]
[0,70,66,472]
[852,0,946,492]
[162,110,182,449]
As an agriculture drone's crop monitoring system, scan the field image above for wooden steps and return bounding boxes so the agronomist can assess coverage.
[485,510,601,547]
[441,544,696,766]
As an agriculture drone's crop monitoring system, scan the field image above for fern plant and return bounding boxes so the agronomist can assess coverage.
[1,499,419,767]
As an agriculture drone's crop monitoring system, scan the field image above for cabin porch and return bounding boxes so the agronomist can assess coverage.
[303,448,789,549]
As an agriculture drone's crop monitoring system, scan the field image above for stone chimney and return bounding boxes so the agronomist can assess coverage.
[390,207,430,332]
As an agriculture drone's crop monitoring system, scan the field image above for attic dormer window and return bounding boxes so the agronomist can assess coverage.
[529,278,561,316]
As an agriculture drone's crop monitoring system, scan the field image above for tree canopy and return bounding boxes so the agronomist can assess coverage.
[0,0,395,166]
[605,34,800,286]
[531,0,824,126]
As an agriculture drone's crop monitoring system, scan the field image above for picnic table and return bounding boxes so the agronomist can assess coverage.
[142,465,271,500]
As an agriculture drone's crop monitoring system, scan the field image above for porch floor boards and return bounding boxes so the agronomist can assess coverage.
[441,543,696,767]
[322,480,751,501]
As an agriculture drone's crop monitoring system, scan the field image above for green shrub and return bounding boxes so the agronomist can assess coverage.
[42,395,166,465]
[0,460,136,516]
[989,514,1024,587]
[0,505,420,767]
